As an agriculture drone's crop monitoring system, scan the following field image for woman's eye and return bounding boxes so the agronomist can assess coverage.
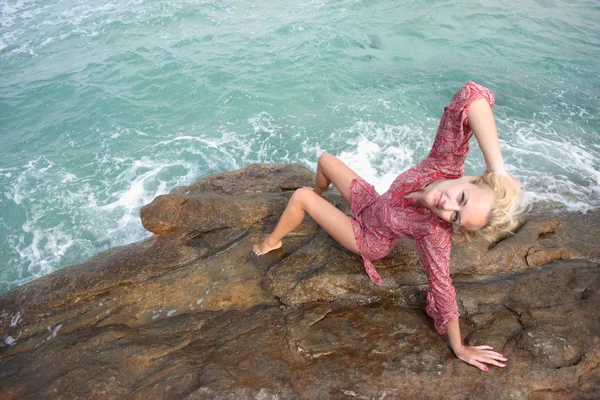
[452,212,459,223]
[460,192,465,204]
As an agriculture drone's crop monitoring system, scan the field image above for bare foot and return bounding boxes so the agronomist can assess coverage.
[253,236,282,256]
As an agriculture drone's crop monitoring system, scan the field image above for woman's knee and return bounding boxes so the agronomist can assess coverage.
[318,152,335,168]
[290,187,315,208]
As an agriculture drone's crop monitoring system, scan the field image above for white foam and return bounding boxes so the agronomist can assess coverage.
[10,157,52,205]
[249,112,281,135]
[98,162,164,211]
[0,0,149,61]
[2,151,204,293]
[0,0,34,29]
[0,15,14,28]
[496,116,600,212]
[96,158,198,227]
[334,120,426,194]
[1,0,34,16]
[15,222,75,278]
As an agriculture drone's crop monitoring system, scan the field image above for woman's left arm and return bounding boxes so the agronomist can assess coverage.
[468,99,520,188]
[446,319,508,371]
[416,229,509,371]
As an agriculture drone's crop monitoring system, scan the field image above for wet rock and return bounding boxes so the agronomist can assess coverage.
[1,163,599,399]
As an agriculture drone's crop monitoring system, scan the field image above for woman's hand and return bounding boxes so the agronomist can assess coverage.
[454,345,508,371]
[494,169,521,191]
[446,319,508,372]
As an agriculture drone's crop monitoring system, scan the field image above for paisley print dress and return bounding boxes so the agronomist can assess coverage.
[349,82,495,335]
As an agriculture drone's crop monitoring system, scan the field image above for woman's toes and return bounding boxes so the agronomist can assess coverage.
[252,239,282,256]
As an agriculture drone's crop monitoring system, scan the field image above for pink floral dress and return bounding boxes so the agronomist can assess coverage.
[349,82,495,335]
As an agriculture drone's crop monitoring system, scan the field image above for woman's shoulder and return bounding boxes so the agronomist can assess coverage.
[446,81,495,112]
[388,160,434,194]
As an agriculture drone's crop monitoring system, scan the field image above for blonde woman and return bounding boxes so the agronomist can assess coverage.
[254,82,524,371]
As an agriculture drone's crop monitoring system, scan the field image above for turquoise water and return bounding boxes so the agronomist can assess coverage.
[1,0,599,295]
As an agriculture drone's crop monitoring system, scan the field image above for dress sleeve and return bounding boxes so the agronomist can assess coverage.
[425,81,496,177]
[415,226,460,335]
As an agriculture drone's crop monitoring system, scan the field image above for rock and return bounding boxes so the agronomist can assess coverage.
[516,327,583,369]
[0,163,599,399]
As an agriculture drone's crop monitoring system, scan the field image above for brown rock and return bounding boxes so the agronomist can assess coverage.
[1,163,599,399]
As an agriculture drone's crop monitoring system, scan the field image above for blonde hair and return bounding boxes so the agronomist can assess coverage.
[455,171,527,243]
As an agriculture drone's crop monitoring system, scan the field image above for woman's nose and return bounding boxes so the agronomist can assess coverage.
[443,200,460,212]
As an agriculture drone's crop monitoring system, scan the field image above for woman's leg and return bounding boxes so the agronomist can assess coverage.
[313,153,362,205]
[253,188,359,255]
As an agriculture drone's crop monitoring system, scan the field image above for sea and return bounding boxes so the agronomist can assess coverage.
[0,0,598,295]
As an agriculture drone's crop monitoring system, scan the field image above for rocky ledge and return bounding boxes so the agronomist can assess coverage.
[0,164,599,399]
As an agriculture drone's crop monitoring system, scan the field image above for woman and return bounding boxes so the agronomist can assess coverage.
[253,82,524,372]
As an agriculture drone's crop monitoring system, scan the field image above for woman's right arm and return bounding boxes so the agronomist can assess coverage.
[467,99,521,189]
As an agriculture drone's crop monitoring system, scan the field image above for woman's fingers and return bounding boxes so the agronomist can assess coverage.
[477,349,506,360]
[481,350,508,361]
[470,359,489,372]
[480,357,506,368]
[475,350,507,368]
[496,170,521,190]
[507,174,521,190]
[459,345,508,371]
[474,346,507,359]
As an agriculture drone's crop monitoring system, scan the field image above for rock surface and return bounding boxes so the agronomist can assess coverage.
[0,164,599,399]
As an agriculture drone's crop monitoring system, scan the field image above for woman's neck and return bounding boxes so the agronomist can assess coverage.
[405,190,426,206]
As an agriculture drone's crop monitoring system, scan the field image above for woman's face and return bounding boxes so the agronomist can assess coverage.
[422,177,494,229]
